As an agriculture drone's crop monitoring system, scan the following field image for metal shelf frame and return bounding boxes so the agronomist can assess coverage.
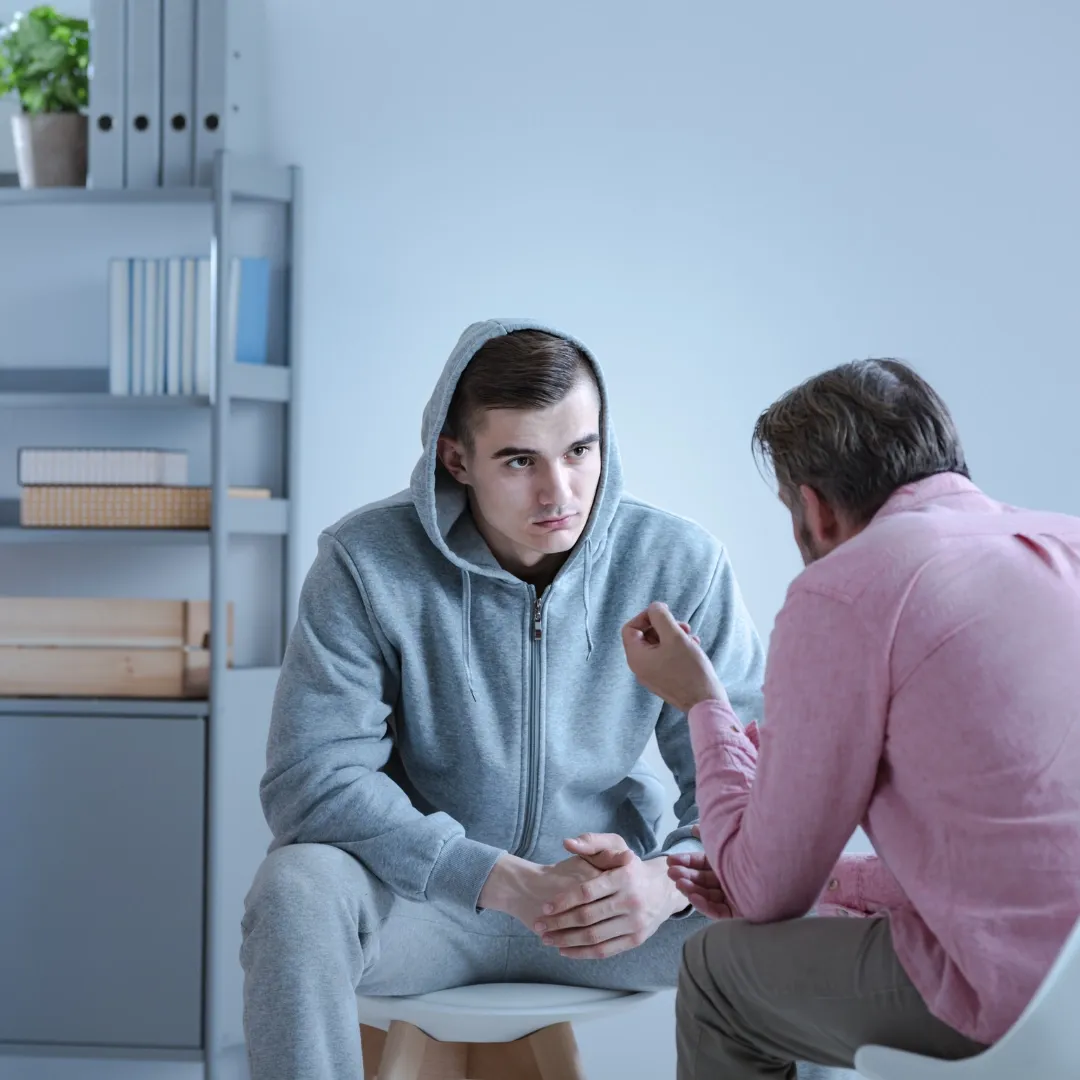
[0,151,300,1078]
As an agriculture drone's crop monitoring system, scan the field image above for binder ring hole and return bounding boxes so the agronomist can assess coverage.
[171,114,187,132]
[133,115,150,132]
[97,115,113,132]
[204,113,220,132]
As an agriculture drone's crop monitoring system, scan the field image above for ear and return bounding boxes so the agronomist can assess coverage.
[798,484,840,546]
[437,435,472,486]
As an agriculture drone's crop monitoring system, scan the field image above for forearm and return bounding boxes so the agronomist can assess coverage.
[478,854,540,915]
[645,856,694,917]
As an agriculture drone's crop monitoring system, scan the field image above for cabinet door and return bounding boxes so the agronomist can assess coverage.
[0,714,205,1048]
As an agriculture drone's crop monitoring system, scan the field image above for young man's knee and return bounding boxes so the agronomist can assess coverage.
[244,843,364,932]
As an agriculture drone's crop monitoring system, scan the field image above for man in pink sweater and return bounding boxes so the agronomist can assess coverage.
[621,359,1080,1078]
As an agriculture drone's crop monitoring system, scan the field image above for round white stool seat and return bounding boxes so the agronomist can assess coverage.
[356,982,657,1043]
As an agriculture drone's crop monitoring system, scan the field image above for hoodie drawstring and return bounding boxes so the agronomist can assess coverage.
[582,539,595,660]
[461,569,477,700]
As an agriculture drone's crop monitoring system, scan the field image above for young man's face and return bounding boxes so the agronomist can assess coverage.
[439,377,603,575]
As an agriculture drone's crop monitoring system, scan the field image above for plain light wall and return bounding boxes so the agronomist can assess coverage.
[264,0,1079,621]
[259,2,1078,1076]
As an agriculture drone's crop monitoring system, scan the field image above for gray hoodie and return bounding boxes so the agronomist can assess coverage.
[261,319,765,912]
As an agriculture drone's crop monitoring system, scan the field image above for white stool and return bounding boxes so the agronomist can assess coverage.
[357,982,657,1079]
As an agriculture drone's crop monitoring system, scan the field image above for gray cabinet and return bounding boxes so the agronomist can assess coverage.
[0,714,205,1048]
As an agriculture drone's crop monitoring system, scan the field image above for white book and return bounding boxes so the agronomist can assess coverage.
[18,448,189,486]
[156,258,168,393]
[181,257,197,394]
[130,260,144,395]
[108,258,130,394]
[195,256,213,398]
[165,257,183,394]
[142,259,158,396]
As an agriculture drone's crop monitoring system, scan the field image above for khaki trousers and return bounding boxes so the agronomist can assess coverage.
[677,915,986,1079]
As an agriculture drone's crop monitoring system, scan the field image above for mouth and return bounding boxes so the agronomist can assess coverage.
[533,513,577,531]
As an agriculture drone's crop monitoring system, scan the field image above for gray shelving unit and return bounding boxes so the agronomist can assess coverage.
[0,152,300,1080]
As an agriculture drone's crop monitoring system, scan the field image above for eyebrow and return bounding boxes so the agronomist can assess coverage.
[490,432,601,460]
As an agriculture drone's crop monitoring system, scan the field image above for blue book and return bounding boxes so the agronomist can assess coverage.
[230,256,271,365]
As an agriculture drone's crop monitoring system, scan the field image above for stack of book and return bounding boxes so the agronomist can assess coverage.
[17,446,273,529]
[108,255,271,398]
[18,447,208,528]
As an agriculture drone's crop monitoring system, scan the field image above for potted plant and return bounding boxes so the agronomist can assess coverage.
[0,6,89,188]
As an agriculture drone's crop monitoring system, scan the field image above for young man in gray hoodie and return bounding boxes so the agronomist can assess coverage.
[240,320,767,1079]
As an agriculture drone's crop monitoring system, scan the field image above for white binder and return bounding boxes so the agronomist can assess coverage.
[125,0,163,188]
[160,0,196,186]
[193,0,226,186]
[88,0,126,189]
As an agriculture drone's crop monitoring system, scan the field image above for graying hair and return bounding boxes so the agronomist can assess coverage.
[753,359,969,523]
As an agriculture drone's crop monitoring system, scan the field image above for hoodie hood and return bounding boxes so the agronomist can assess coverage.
[408,319,624,583]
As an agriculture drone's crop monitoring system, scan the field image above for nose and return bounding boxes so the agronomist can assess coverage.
[538,461,573,509]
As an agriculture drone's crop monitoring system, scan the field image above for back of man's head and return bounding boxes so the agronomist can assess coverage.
[753,358,969,524]
[443,330,597,452]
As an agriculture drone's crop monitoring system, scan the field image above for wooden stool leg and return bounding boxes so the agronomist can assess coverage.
[360,1024,387,1078]
[468,1038,543,1080]
[527,1022,587,1080]
[376,1020,468,1080]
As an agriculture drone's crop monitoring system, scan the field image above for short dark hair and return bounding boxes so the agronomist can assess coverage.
[444,330,596,448]
[752,358,969,524]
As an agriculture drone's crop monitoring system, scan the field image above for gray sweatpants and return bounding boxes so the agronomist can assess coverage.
[240,843,853,1080]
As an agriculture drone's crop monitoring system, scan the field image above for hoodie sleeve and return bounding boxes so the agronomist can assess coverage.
[654,545,766,856]
[260,532,505,910]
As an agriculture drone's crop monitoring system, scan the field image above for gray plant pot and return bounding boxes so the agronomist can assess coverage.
[11,112,88,188]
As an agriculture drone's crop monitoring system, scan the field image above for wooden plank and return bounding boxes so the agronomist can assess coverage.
[0,647,211,698]
[0,598,196,648]
[0,598,232,651]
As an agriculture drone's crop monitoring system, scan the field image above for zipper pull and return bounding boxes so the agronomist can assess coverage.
[533,596,543,641]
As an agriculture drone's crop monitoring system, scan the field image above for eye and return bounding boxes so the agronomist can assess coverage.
[507,456,533,470]
[568,445,592,459]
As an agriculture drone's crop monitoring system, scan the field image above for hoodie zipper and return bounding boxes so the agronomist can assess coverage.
[517,588,544,856]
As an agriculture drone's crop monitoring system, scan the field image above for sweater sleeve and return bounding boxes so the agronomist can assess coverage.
[654,545,765,854]
[689,587,887,923]
[260,532,504,911]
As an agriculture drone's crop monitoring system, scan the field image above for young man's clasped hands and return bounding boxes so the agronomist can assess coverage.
[519,832,690,960]
[530,607,718,959]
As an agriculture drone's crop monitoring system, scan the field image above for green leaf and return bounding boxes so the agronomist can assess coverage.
[0,5,89,114]
[21,85,45,112]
